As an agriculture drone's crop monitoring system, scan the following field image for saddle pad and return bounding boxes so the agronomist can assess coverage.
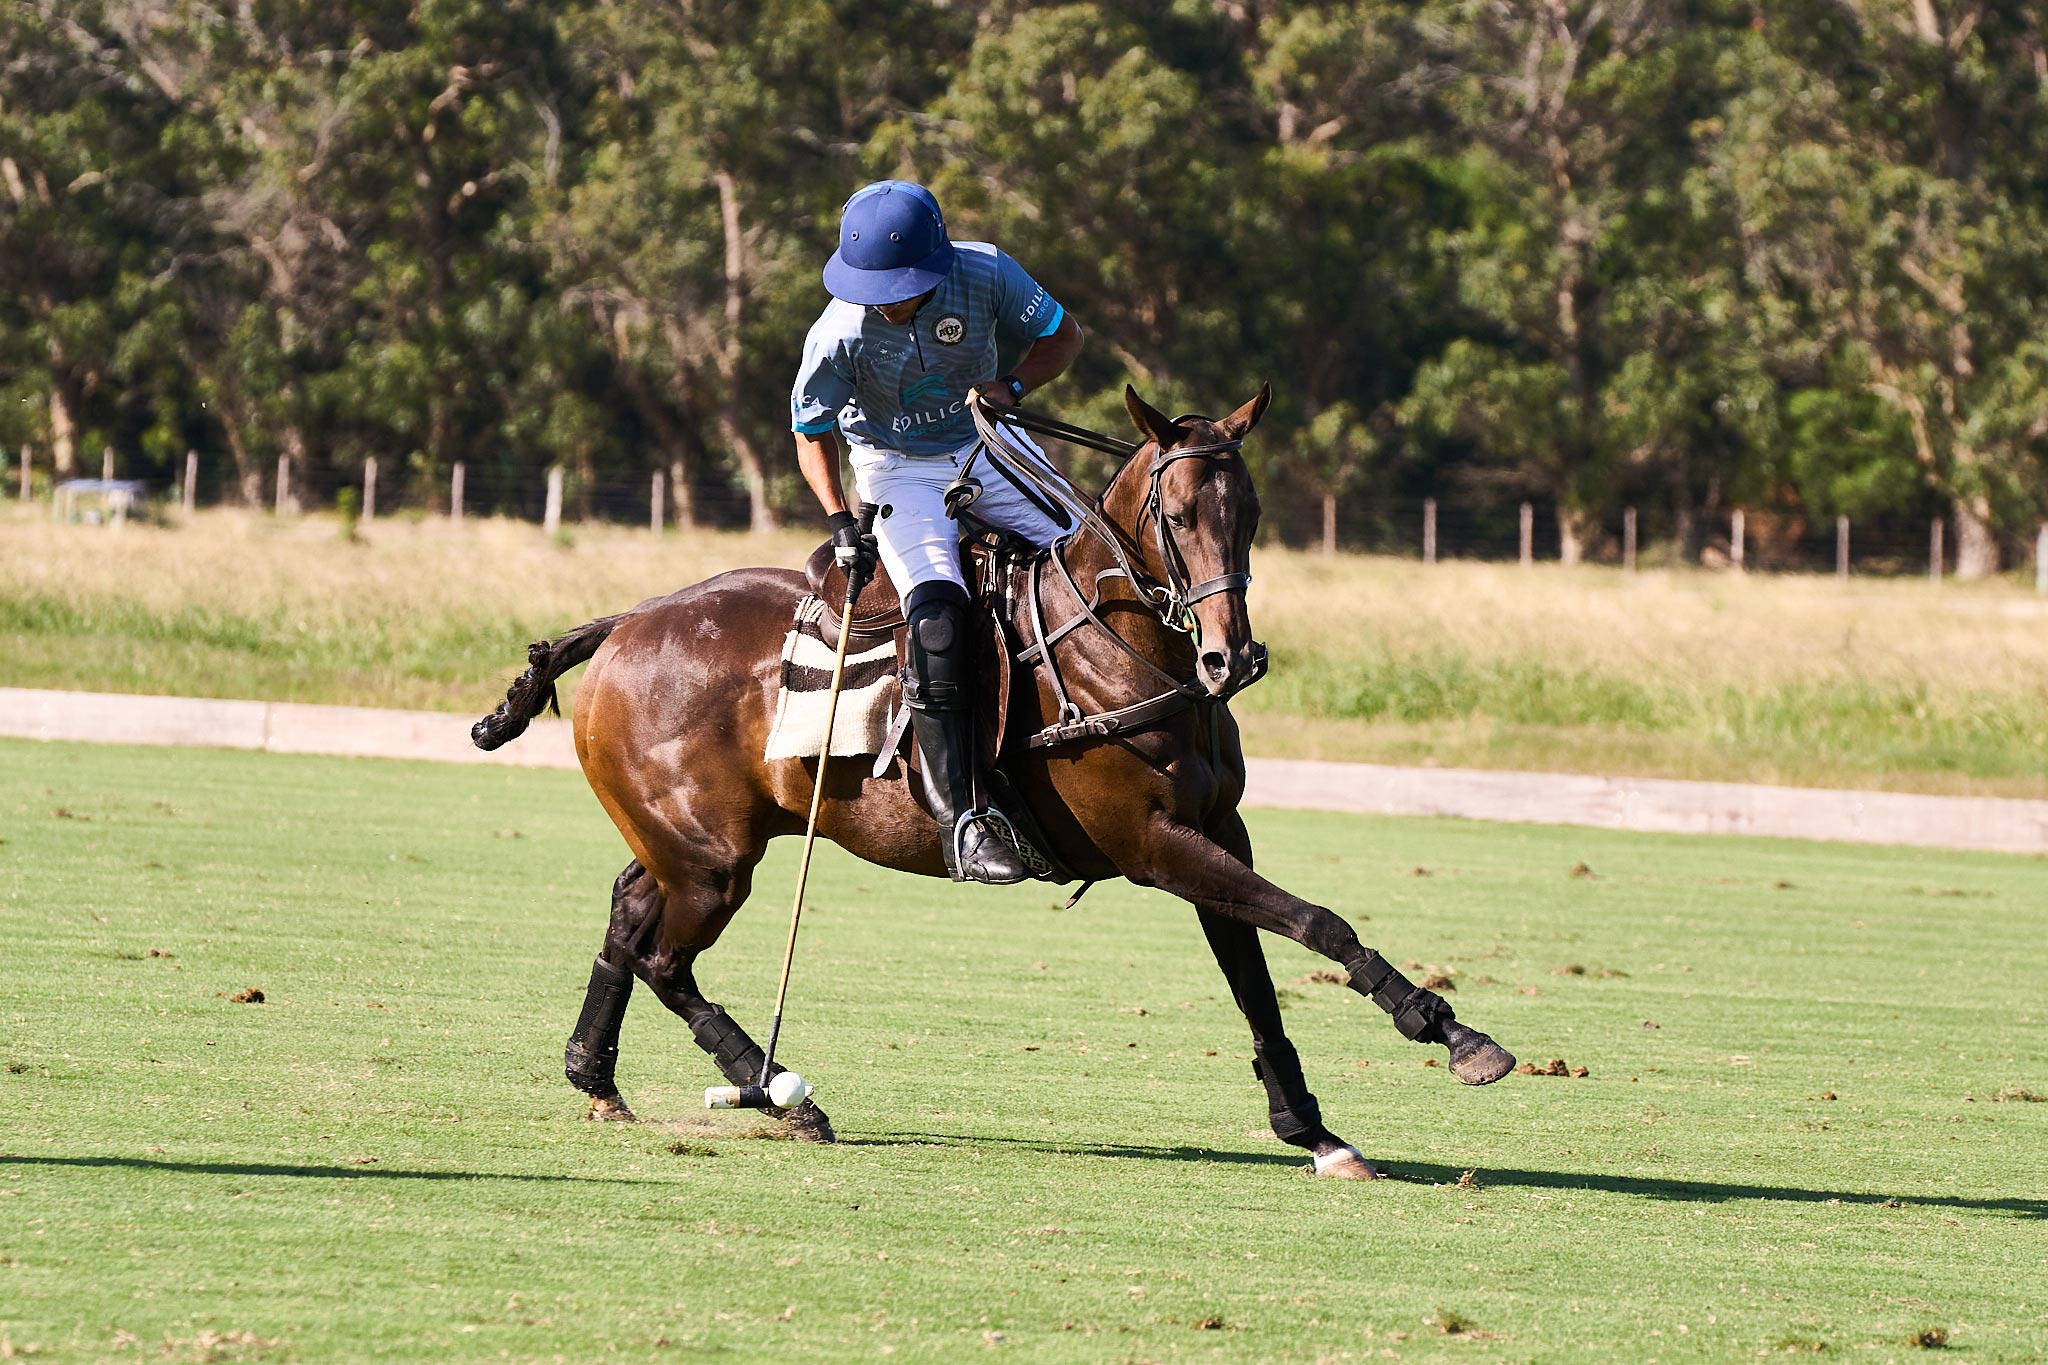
[764,597,900,761]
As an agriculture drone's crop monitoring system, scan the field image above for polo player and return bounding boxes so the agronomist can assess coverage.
[790,179,1086,884]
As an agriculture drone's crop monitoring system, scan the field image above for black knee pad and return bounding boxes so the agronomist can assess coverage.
[904,581,972,711]
[1346,950,1454,1043]
[1251,1040,1324,1143]
[565,956,632,1093]
[687,1003,772,1085]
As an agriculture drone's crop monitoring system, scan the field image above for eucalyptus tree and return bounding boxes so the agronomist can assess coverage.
[1711,1,2048,576]
[544,0,956,529]
[0,1,187,480]
[1401,1,1757,562]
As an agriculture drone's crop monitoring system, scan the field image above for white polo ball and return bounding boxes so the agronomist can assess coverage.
[767,1071,809,1108]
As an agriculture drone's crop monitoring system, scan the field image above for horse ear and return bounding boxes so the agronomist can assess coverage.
[1220,382,1273,441]
[1124,385,1178,447]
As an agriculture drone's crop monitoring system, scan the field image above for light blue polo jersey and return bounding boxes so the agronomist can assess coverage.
[790,241,1065,457]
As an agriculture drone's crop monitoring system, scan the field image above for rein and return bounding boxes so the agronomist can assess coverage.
[964,399,1261,753]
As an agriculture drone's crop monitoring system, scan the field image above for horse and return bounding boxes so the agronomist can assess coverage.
[472,385,1515,1179]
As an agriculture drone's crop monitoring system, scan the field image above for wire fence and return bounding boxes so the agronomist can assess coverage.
[11,444,2048,587]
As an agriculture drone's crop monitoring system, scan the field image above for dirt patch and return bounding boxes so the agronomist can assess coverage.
[147,948,173,959]
[1293,970,1348,986]
[223,987,264,1004]
[1515,1058,1589,1078]
[1904,1326,1950,1349]
[1568,862,1595,879]
[1991,1088,2044,1103]
[1455,1170,1481,1190]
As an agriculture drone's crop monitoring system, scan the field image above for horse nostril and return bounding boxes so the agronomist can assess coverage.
[1200,649,1229,679]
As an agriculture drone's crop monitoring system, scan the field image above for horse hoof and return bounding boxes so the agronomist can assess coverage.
[585,1094,637,1122]
[1312,1144,1380,1180]
[1448,1034,1516,1086]
[782,1099,837,1144]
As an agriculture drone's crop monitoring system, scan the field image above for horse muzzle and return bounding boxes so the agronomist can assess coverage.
[1197,640,1269,699]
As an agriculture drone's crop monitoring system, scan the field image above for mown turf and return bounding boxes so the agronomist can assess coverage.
[3,739,2044,1363]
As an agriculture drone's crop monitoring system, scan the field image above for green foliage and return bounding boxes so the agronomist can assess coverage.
[3,2,2046,556]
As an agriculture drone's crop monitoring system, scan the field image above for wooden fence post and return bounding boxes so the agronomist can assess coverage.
[450,462,465,522]
[1929,517,1943,582]
[651,469,665,534]
[102,446,114,482]
[1623,506,1638,572]
[543,466,564,538]
[1836,515,1849,580]
[111,486,129,530]
[2037,525,2047,596]
[1422,498,1437,565]
[16,445,28,501]
[1518,502,1534,566]
[276,455,291,517]
[183,450,197,514]
[1731,509,1745,572]
[362,456,378,521]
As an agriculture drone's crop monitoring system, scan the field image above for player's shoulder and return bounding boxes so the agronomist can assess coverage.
[806,298,867,346]
[950,240,1015,279]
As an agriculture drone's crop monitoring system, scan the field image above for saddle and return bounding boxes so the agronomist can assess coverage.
[801,537,1015,770]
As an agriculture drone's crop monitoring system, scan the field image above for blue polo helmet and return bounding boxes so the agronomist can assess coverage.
[821,180,955,305]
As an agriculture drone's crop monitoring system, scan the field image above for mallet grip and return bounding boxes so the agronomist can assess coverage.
[704,1085,771,1110]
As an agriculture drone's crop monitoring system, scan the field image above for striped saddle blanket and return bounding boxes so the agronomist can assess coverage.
[763,596,900,762]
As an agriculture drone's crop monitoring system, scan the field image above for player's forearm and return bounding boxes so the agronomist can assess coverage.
[1008,313,1084,396]
[795,430,849,518]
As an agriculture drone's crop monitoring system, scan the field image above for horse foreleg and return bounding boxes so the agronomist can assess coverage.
[1137,817,1515,1086]
[1197,907,1379,1179]
[565,861,655,1121]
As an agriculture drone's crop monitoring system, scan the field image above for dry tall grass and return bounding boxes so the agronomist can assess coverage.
[5,506,2045,795]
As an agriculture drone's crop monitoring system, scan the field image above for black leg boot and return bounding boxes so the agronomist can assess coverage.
[904,584,1031,885]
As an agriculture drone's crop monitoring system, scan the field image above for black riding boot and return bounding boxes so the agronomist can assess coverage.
[904,584,1031,885]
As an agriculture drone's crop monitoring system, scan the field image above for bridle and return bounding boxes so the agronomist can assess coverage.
[959,398,1268,751]
[966,400,1250,632]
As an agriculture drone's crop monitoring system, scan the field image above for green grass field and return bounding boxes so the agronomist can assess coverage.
[3,739,2045,1362]
[7,507,2048,798]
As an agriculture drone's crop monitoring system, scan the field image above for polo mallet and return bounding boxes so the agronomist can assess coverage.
[706,502,878,1113]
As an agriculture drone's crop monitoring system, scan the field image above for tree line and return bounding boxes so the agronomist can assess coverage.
[4,1,2045,575]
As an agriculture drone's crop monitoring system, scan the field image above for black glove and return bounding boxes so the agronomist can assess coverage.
[826,509,878,589]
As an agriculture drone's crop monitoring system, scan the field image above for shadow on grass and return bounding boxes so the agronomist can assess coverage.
[842,1131,1306,1169]
[0,1154,643,1185]
[838,1135,2046,1218]
[1384,1161,2046,1219]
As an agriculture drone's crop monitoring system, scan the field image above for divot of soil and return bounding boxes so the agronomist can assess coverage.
[1514,1058,1586,1078]
[1568,862,1595,879]
[223,987,264,1004]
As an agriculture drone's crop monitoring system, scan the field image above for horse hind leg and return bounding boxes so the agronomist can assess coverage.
[564,860,657,1121]
[617,859,837,1143]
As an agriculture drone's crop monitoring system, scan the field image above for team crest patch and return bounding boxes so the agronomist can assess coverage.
[933,314,965,344]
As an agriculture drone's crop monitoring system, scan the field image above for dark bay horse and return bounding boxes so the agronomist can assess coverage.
[474,385,1514,1179]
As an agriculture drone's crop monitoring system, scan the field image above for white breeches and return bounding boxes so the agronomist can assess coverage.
[849,433,1070,594]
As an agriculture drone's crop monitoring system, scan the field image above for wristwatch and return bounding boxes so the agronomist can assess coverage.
[998,374,1027,404]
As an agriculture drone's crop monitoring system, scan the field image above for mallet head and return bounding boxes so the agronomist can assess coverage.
[704,1072,812,1111]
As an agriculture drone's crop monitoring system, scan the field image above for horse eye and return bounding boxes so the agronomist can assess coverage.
[1166,513,1188,529]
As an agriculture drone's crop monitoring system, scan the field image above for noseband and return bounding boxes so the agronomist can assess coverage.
[1137,428,1248,629]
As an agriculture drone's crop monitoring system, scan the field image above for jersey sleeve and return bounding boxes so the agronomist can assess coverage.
[790,322,856,434]
[991,250,1065,354]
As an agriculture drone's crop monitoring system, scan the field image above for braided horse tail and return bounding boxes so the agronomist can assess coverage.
[471,614,625,750]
